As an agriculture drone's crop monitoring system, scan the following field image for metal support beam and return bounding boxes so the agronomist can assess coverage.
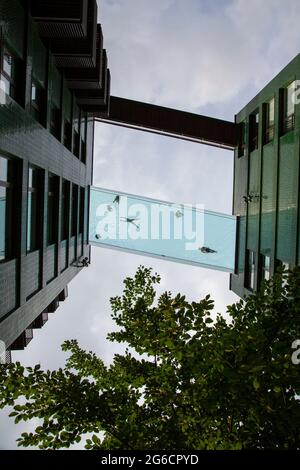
[95,96,241,150]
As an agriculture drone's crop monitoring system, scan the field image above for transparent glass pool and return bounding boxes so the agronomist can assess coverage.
[89,187,237,272]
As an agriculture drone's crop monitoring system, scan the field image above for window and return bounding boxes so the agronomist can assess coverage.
[0,156,15,261]
[47,174,59,246]
[249,112,259,152]
[80,115,87,163]
[0,45,16,100]
[73,130,80,158]
[27,166,43,252]
[245,250,255,290]
[50,106,61,140]
[79,187,85,236]
[238,121,246,158]
[31,81,44,124]
[63,120,72,151]
[282,81,295,134]
[260,255,270,282]
[73,104,80,158]
[264,98,275,144]
[61,180,70,241]
[71,184,78,237]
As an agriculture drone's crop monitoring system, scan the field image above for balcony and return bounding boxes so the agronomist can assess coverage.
[283,113,295,134]
[10,328,33,350]
[265,125,274,144]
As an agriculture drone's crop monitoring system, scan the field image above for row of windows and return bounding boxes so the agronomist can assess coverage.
[245,250,290,291]
[0,155,86,263]
[0,42,87,164]
[238,80,297,157]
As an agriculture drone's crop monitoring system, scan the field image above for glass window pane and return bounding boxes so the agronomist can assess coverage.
[61,181,69,241]
[27,167,41,252]
[47,175,58,245]
[0,157,8,182]
[27,192,37,251]
[3,51,13,77]
[0,186,6,260]
[287,81,295,117]
[28,167,33,188]
[71,185,78,237]
[0,74,10,95]
[31,83,36,101]
[269,98,275,125]
[81,116,87,142]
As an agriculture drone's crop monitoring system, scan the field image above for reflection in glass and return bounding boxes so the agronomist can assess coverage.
[0,157,8,182]
[3,51,13,77]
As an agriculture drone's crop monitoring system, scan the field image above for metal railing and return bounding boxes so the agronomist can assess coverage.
[265,125,274,143]
[5,349,12,364]
[283,113,295,134]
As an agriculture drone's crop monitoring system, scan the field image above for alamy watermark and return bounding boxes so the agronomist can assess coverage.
[95,197,205,251]
[291,339,300,365]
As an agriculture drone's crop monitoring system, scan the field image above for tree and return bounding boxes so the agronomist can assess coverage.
[0,266,300,450]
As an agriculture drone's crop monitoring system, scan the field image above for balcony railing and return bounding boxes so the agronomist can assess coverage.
[10,328,33,350]
[283,113,295,134]
[265,125,274,143]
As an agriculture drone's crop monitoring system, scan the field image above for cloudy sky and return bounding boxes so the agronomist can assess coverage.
[2,0,300,449]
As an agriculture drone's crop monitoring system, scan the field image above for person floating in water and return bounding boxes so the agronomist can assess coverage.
[199,246,217,254]
[120,217,140,231]
[95,233,101,239]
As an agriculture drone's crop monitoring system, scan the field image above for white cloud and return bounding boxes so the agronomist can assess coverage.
[100,0,300,113]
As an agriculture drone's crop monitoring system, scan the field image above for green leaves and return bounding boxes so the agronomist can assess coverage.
[253,378,260,391]
[1,266,300,449]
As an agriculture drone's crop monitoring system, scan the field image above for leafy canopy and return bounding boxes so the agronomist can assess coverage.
[0,266,300,449]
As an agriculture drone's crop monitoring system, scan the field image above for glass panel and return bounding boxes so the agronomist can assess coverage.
[73,104,79,132]
[28,167,33,188]
[250,112,259,151]
[61,181,69,241]
[287,81,295,117]
[81,116,87,142]
[0,74,10,95]
[0,186,6,260]
[71,185,78,237]
[3,50,13,78]
[89,187,237,272]
[79,188,85,234]
[27,192,37,252]
[265,255,270,269]
[31,82,37,101]
[250,252,255,289]
[27,167,40,252]
[0,157,8,182]
[31,81,44,123]
[47,175,58,245]
[269,98,275,125]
